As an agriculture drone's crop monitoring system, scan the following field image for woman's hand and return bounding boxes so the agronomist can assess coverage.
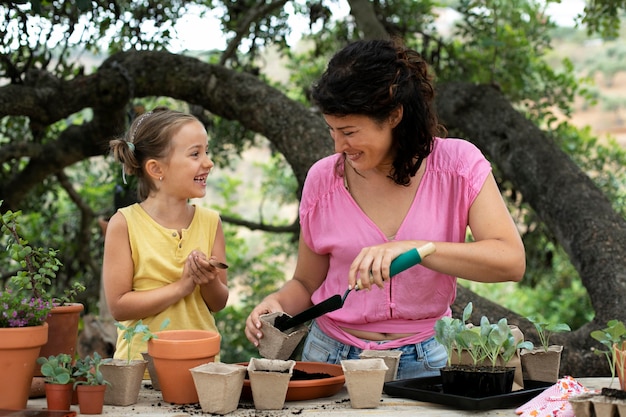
[245,298,284,347]
[348,241,430,290]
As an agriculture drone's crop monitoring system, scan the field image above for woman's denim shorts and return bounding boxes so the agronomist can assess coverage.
[301,320,447,380]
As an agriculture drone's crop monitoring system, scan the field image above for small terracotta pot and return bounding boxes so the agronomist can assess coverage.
[76,384,106,414]
[148,329,221,404]
[191,363,246,414]
[341,358,388,409]
[247,358,295,410]
[615,342,626,391]
[44,383,73,411]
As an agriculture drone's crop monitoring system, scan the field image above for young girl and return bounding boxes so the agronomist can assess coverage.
[103,107,229,361]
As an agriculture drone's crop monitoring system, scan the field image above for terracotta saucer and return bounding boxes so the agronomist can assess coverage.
[238,361,345,401]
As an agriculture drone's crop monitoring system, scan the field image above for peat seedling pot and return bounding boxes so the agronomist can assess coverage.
[258,312,308,360]
[359,349,402,382]
[247,358,295,410]
[101,358,147,406]
[440,365,516,398]
[569,389,626,417]
[190,362,246,415]
[141,351,160,391]
[520,345,563,383]
[341,358,388,409]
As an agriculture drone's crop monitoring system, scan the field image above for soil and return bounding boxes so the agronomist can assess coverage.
[601,387,626,400]
[244,369,333,380]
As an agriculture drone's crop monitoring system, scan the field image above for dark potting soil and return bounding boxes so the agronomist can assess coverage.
[602,387,626,400]
[244,369,333,380]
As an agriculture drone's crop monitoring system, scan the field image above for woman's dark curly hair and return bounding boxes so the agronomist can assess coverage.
[311,38,445,185]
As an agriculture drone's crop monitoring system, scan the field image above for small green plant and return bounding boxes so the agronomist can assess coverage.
[435,302,473,366]
[37,354,73,384]
[115,318,170,363]
[73,352,110,387]
[527,316,571,352]
[435,302,533,369]
[590,319,626,388]
[1,201,84,312]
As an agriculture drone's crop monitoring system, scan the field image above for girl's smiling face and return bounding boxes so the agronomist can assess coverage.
[324,110,401,173]
[162,120,214,199]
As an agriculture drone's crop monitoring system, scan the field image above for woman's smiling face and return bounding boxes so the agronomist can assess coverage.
[324,113,397,172]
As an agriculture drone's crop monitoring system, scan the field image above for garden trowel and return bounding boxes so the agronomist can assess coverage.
[273,242,436,332]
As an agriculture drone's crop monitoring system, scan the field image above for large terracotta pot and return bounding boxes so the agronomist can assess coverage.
[148,329,220,404]
[35,303,84,376]
[0,323,49,410]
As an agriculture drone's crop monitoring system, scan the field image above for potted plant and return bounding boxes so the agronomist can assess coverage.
[73,352,110,414]
[520,316,571,383]
[568,320,626,417]
[0,204,55,410]
[590,320,626,390]
[37,353,74,410]
[100,319,168,406]
[434,302,533,398]
[0,201,86,384]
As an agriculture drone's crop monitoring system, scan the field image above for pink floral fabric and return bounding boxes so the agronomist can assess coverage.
[515,376,597,417]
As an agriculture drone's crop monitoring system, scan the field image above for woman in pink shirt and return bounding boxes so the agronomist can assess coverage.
[245,39,525,380]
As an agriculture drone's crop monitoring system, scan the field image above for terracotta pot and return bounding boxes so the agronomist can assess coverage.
[0,323,48,410]
[520,345,563,383]
[440,365,516,398]
[190,362,246,414]
[101,358,147,406]
[44,383,73,411]
[341,358,388,409]
[148,329,221,404]
[615,342,626,391]
[76,384,106,414]
[36,303,84,376]
[239,361,345,402]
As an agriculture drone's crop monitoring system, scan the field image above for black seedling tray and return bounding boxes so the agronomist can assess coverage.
[383,376,552,411]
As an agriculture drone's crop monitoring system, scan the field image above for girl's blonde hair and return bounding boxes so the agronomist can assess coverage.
[110,106,200,201]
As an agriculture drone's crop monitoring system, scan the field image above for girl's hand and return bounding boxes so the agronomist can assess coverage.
[186,250,221,286]
[245,298,284,347]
